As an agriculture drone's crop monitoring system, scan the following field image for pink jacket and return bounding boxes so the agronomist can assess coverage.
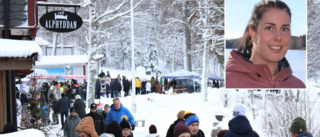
[226,50,305,88]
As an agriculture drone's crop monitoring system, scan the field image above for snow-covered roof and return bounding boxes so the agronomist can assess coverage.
[0,39,42,61]
[35,54,103,68]
[35,37,51,45]
[162,69,200,79]
[208,74,224,81]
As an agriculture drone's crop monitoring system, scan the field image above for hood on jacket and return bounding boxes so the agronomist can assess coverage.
[226,50,292,81]
[226,50,305,88]
[76,116,98,137]
[110,103,123,111]
[297,132,313,137]
[228,116,253,135]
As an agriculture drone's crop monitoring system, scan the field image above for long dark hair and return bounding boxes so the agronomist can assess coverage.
[238,0,291,58]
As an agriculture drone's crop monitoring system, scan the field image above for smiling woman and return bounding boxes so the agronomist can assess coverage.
[225,0,306,89]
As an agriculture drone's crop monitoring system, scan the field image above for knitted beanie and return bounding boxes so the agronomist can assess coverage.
[104,121,123,137]
[233,105,246,118]
[290,117,307,134]
[120,119,131,130]
[75,116,98,137]
[174,121,190,137]
[217,130,229,137]
[149,124,157,134]
[184,112,199,126]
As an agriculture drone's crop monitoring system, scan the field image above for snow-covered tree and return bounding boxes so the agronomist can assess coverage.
[84,0,143,107]
[263,90,320,137]
[190,0,224,101]
[307,0,320,79]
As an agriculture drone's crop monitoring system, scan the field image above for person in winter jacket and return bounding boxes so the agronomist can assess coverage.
[150,77,155,93]
[99,70,106,78]
[102,121,123,137]
[112,79,122,98]
[166,110,186,137]
[123,78,130,97]
[224,105,259,137]
[58,93,70,129]
[146,124,159,137]
[96,77,101,99]
[146,80,151,94]
[86,103,105,136]
[76,116,98,137]
[73,95,86,119]
[174,121,191,137]
[49,93,59,125]
[101,104,110,120]
[120,115,134,137]
[290,117,313,137]
[64,107,81,137]
[106,98,135,131]
[184,112,205,137]
[20,90,30,128]
[135,77,141,95]
[225,0,305,88]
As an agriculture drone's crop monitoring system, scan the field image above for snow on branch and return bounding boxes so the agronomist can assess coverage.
[97,0,144,24]
[94,0,128,22]
[164,18,187,26]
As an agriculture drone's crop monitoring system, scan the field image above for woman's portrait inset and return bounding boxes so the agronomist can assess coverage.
[225,0,306,88]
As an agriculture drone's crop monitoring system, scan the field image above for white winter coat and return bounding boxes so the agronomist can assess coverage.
[146,82,151,92]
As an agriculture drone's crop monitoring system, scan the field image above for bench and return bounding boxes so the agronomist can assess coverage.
[135,119,146,127]
[174,88,187,93]
[132,113,146,127]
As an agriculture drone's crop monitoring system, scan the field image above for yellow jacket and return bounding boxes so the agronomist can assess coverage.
[135,78,141,88]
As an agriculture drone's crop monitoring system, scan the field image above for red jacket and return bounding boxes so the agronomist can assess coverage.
[226,50,305,88]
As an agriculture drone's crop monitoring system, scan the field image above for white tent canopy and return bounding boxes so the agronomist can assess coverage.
[162,69,201,92]
[162,69,200,79]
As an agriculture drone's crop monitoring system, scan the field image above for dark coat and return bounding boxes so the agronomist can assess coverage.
[223,116,259,137]
[297,132,313,137]
[164,78,168,85]
[166,119,184,137]
[57,96,70,113]
[95,79,101,95]
[86,112,105,136]
[112,79,122,91]
[123,80,131,91]
[64,115,81,137]
[73,99,86,119]
[99,72,106,78]
[20,92,29,105]
[193,129,205,137]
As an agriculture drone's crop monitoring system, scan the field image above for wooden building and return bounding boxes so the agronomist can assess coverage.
[0,39,42,132]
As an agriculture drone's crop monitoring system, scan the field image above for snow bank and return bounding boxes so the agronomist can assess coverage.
[0,129,45,137]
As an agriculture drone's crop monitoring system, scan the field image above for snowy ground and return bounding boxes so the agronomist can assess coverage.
[225,49,307,85]
[14,84,320,137]
[15,88,266,137]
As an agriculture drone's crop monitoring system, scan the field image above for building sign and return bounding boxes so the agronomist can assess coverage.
[40,11,83,32]
[44,67,74,81]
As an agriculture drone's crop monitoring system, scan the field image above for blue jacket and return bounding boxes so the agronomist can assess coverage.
[297,132,313,137]
[224,116,259,137]
[106,104,135,126]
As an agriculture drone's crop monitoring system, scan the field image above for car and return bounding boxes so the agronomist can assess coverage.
[174,78,201,93]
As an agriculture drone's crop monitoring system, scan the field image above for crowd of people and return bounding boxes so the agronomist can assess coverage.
[95,70,176,99]
[6,71,314,137]
[3,102,313,137]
